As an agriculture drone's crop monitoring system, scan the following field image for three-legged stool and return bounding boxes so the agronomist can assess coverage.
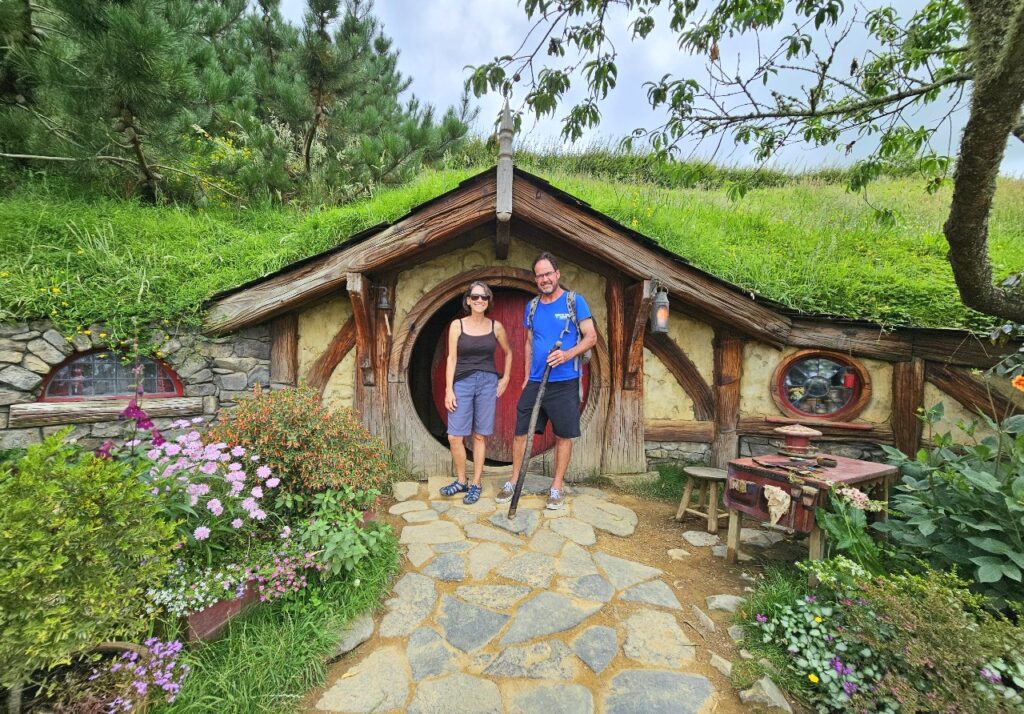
[674,466,729,534]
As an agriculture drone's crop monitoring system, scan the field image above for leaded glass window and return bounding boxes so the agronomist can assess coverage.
[43,353,180,399]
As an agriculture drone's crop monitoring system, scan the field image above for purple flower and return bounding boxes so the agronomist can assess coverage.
[256,465,272,479]
[980,667,1002,684]
[805,595,817,603]
[206,498,223,516]
[756,613,768,623]
[147,448,162,460]
[241,497,257,512]
[279,526,291,539]
[119,398,147,421]
[191,416,204,424]
[265,477,280,488]
[842,680,859,696]
[199,461,218,475]
[251,486,263,498]
[151,428,166,446]
[164,443,181,456]
[228,462,242,472]
[231,518,243,529]
[136,417,155,430]
[193,526,211,541]
[95,440,115,459]
[231,445,246,457]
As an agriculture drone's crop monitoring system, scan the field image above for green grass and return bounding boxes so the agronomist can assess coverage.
[156,530,399,714]
[623,463,689,502]
[2,164,1022,337]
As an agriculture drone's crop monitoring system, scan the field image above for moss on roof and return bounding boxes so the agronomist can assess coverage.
[1,166,1022,342]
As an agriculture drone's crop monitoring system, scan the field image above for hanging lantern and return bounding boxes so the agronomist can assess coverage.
[374,285,392,311]
[650,285,670,333]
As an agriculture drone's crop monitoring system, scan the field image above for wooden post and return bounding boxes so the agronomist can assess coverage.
[726,509,742,563]
[269,313,298,387]
[601,276,647,474]
[624,281,654,391]
[891,357,925,456]
[346,272,375,387]
[495,101,513,260]
[711,329,745,468]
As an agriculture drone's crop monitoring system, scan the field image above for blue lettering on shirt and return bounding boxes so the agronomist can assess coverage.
[523,292,592,382]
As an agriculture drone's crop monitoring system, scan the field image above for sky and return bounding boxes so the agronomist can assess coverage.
[278,0,1024,176]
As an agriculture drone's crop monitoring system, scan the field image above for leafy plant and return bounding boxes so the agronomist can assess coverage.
[297,488,390,577]
[816,486,887,575]
[878,406,1024,606]
[208,385,394,510]
[0,431,176,689]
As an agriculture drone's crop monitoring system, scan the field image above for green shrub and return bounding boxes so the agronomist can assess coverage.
[743,557,1024,713]
[0,431,176,689]
[208,385,394,512]
[878,404,1024,607]
[297,489,391,577]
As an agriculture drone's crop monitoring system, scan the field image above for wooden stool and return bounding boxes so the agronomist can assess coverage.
[675,466,729,534]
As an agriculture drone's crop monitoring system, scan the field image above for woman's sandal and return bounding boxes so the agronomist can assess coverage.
[439,479,468,497]
[463,484,482,505]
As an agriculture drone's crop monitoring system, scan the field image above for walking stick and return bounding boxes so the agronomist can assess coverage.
[508,337,563,519]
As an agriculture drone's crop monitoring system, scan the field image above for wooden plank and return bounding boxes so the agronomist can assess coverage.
[924,362,1020,421]
[644,420,715,443]
[624,280,654,390]
[269,313,298,385]
[910,329,1007,368]
[346,272,375,387]
[788,320,912,361]
[710,329,744,468]
[512,175,792,346]
[601,275,646,474]
[495,219,510,260]
[737,416,894,443]
[204,176,496,334]
[645,331,714,421]
[305,317,356,394]
[891,357,925,456]
[10,397,203,428]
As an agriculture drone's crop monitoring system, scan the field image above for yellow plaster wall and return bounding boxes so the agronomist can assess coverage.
[393,236,608,338]
[296,295,354,408]
[739,342,893,424]
[664,310,715,385]
[644,347,695,419]
[923,382,997,441]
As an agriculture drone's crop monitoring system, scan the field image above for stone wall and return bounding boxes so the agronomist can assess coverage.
[0,320,270,451]
[644,441,711,467]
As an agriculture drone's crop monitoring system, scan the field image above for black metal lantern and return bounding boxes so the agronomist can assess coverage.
[650,285,670,333]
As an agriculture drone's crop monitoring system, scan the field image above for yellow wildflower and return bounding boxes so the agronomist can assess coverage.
[808,673,819,684]
[99,332,107,338]
[83,329,91,336]
[61,301,69,307]
[76,249,84,255]
[814,616,823,623]
[51,287,61,294]
[0,271,8,278]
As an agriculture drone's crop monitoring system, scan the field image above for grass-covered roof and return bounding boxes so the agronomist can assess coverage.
[2,166,1022,342]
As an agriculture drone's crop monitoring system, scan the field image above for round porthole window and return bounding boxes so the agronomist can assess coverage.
[771,350,871,420]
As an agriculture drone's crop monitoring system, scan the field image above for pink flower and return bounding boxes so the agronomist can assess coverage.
[241,497,257,512]
[256,465,272,479]
[251,486,263,498]
[231,446,246,457]
[147,448,162,460]
[250,454,260,462]
[191,416,204,424]
[838,487,871,510]
[199,462,218,475]
[206,499,223,516]
[164,443,181,456]
[231,518,243,529]
[228,462,242,472]
[279,526,291,539]
[193,526,211,541]
[265,478,280,488]
[251,509,267,521]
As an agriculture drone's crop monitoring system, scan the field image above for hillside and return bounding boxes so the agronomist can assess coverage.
[2,166,1022,341]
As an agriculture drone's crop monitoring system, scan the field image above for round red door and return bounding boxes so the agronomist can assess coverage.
[430,289,589,463]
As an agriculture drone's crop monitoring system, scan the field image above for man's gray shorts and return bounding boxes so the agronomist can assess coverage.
[447,371,499,437]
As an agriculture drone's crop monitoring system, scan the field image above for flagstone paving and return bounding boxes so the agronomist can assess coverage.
[311,482,756,713]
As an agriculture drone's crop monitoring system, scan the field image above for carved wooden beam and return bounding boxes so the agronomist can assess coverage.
[711,328,745,468]
[346,272,375,386]
[645,331,714,421]
[269,313,298,386]
[10,397,203,428]
[623,280,654,390]
[891,357,925,455]
[305,317,356,393]
[738,416,894,443]
[495,220,510,260]
[925,362,1020,422]
[644,420,715,443]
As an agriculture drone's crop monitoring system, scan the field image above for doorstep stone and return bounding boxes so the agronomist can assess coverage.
[315,646,409,713]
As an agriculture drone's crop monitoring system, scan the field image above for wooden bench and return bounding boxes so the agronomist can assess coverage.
[674,466,730,534]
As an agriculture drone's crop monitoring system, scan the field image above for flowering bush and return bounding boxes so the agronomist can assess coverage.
[743,557,1024,713]
[208,385,394,511]
[816,486,888,575]
[87,639,191,711]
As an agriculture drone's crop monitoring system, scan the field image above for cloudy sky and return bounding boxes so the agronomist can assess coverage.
[279,0,1024,176]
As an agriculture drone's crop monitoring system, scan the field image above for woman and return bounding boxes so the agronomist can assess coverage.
[439,281,512,504]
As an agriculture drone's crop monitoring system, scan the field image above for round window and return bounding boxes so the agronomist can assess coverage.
[771,350,870,420]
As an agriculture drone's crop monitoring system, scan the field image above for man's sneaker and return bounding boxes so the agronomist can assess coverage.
[463,484,482,505]
[495,481,516,504]
[546,488,566,510]
[439,479,468,497]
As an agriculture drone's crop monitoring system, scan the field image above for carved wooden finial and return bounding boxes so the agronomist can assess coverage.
[496,100,513,223]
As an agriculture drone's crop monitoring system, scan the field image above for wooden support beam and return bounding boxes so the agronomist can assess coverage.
[891,357,925,456]
[645,331,714,421]
[711,329,745,468]
[495,220,510,260]
[269,313,298,386]
[925,362,1020,422]
[204,176,495,334]
[624,280,654,390]
[305,317,356,394]
[601,275,646,473]
[738,416,894,443]
[643,420,715,443]
[10,397,203,428]
[346,272,375,387]
[788,319,912,361]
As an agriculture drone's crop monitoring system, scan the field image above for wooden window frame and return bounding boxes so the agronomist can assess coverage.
[38,350,184,402]
[770,349,872,422]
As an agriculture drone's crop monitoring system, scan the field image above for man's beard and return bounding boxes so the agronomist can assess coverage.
[539,282,556,295]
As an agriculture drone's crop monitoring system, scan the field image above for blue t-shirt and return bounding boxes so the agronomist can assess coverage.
[523,291,592,382]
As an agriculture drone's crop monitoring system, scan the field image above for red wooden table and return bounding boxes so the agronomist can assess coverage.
[724,453,897,564]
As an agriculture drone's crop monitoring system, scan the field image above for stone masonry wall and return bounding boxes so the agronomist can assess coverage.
[0,320,270,451]
[644,441,711,467]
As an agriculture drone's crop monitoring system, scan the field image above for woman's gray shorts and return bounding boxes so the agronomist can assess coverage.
[447,371,499,437]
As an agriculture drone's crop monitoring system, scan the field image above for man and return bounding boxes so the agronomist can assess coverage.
[496,252,597,510]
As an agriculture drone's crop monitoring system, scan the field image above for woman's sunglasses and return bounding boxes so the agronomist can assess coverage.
[468,294,490,302]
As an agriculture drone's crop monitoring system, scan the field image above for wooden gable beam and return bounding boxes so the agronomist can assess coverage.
[623,280,654,390]
[205,176,496,334]
[924,362,1020,422]
[347,272,375,386]
[305,317,356,394]
[512,176,791,346]
[646,331,715,421]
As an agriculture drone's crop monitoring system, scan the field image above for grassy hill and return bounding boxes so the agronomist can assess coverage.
[2,165,1022,342]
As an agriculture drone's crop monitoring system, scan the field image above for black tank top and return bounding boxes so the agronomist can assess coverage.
[454,319,498,383]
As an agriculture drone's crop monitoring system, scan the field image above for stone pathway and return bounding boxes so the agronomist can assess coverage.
[311,477,751,713]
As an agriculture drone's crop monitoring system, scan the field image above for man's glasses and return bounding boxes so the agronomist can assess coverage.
[468,294,490,302]
[534,270,556,281]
